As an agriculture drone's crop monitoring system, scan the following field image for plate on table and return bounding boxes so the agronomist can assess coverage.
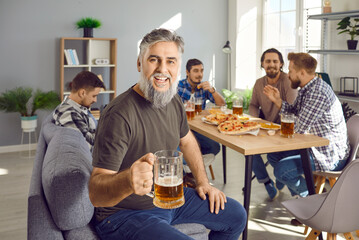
[260,122,281,130]
[201,117,218,125]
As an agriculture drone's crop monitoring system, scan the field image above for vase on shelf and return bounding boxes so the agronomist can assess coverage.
[83,28,93,38]
[347,40,358,50]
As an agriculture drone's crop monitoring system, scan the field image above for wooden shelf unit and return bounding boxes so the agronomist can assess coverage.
[60,37,117,111]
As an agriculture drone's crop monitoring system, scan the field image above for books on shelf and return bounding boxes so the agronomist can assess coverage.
[64,49,72,65]
[64,49,80,65]
[90,109,100,119]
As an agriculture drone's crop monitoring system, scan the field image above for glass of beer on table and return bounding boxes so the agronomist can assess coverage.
[184,100,195,120]
[152,150,185,209]
[232,98,243,115]
[280,113,295,138]
[194,97,203,114]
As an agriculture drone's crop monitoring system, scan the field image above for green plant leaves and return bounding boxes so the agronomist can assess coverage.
[0,87,32,116]
[76,17,102,29]
[337,16,359,40]
[0,87,60,117]
[31,90,60,116]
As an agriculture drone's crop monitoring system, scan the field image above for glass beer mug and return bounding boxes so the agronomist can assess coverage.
[280,113,295,138]
[184,95,195,120]
[232,98,243,116]
[152,150,185,209]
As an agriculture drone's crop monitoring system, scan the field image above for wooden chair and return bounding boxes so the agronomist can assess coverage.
[203,153,216,180]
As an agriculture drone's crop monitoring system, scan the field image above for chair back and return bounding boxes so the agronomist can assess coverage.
[316,72,332,88]
[346,114,359,164]
[309,159,359,233]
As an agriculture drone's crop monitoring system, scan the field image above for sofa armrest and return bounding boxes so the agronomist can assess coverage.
[42,128,94,231]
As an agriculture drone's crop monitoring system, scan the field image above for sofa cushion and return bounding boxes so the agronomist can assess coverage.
[42,127,94,231]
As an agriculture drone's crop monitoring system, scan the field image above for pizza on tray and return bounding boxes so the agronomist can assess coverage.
[218,120,261,135]
[204,113,239,125]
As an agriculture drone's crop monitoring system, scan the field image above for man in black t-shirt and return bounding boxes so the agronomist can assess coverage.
[89,28,246,240]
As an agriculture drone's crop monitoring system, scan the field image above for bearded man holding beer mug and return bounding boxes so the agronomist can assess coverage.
[263,52,350,198]
[89,28,246,240]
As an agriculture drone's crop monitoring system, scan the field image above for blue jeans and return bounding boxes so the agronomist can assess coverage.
[267,150,347,197]
[95,188,247,240]
[192,131,220,155]
[252,154,270,183]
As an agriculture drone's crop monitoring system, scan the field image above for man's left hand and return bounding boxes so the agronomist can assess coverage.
[196,183,227,214]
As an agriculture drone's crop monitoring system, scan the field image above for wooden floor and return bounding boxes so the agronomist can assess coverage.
[0,148,357,240]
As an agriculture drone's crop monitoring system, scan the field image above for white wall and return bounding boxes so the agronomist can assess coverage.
[0,0,228,147]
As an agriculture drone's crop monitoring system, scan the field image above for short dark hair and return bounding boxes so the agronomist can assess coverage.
[186,58,203,72]
[70,71,105,92]
[288,52,317,75]
[260,48,284,70]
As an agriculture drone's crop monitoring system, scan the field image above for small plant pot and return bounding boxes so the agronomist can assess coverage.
[83,28,93,38]
[21,116,38,132]
[347,40,358,50]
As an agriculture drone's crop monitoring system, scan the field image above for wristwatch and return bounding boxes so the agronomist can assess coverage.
[210,87,216,94]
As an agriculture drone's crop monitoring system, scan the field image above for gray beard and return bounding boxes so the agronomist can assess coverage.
[138,72,179,108]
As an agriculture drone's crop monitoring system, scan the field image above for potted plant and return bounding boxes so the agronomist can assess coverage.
[337,16,359,50]
[222,89,241,109]
[241,88,253,112]
[76,17,102,38]
[221,88,253,112]
[0,87,60,132]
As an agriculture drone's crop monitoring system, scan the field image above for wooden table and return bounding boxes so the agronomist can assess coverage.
[188,112,329,240]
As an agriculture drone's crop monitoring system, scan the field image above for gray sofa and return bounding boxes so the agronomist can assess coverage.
[27,114,208,239]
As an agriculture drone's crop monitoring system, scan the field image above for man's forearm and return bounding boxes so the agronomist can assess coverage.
[274,99,282,109]
[212,91,226,106]
[180,132,209,185]
[89,169,133,207]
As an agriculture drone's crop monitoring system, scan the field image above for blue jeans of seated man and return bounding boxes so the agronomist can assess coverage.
[95,188,247,240]
[252,154,271,183]
[267,150,347,197]
[192,130,220,155]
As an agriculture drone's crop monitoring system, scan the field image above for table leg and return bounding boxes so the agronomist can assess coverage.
[299,149,315,195]
[300,149,323,240]
[222,145,227,184]
[242,155,253,240]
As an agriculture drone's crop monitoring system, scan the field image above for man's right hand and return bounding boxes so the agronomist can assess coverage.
[130,153,154,195]
[263,85,282,109]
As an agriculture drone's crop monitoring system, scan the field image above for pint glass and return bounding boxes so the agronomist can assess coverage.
[232,98,243,115]
[184,101,195,120]
[153,150,185,209]
[194,97,203,114]
[280,113,295,138]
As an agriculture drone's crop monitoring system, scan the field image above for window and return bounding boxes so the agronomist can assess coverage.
[262,0,322,73]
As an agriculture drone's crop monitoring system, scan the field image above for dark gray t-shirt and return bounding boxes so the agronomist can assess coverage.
[92,87,189,221]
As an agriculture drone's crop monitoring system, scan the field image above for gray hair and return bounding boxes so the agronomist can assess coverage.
[139,28,184,60]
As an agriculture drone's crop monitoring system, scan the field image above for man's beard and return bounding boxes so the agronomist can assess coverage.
[138,71,179,108]
[265,68,280,79]
[188,76,201,86]
[290,77,301,89]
